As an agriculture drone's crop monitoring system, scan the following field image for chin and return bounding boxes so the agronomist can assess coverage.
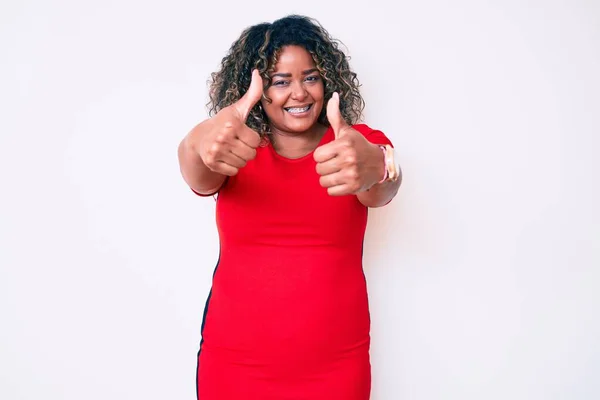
[282,120,318,133]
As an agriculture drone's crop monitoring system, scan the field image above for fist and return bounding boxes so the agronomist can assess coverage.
[313,92,385,196]
[195,69,264,176]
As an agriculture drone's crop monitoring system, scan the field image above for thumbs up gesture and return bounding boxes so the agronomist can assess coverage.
[195,69,264,176]
[313,92,385,196]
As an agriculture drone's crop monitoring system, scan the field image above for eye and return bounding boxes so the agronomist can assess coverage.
[272,80,289,86]
[305,75,320,82]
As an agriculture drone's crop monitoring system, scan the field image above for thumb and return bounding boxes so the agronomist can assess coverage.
[234,69,264,121]
[326,92,348,139]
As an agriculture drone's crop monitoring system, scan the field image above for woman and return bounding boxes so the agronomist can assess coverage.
[178,14,402,400]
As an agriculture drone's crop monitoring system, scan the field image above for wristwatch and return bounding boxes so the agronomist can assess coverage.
[378,144,400,182]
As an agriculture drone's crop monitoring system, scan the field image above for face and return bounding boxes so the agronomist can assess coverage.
[261,45,325,135]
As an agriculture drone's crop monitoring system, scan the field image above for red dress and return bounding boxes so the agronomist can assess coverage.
[195,124,393,400]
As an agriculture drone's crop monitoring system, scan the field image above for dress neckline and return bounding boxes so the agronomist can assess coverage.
[267,126,333,162]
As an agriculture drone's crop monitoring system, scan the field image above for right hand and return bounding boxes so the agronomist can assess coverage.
[194,69,264,176]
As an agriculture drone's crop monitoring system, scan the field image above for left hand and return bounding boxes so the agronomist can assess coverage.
[313,92,385,196]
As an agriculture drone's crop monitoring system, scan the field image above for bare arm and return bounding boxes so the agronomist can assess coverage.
[178,119,227,195]
[314,92,402,206]
[356,144,402,207]
[177,69,264,196]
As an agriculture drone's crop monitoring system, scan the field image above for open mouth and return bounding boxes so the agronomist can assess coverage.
[284,104,312,114]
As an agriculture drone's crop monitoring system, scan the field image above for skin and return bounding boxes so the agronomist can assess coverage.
[261,45,327,159]
[315,91,402,206]
[177,69,263,194]
[178,45,401,206]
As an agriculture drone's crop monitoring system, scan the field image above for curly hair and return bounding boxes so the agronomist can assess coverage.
[207,14,365,138]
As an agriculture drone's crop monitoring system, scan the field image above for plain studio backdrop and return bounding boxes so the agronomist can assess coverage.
[1,0,599,399]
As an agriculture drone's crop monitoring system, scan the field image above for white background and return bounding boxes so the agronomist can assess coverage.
[1,1,599,399]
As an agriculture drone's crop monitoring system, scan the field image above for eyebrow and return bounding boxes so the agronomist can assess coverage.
[270,68,319,78]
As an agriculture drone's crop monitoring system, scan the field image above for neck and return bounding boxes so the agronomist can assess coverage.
[270,124,327,153]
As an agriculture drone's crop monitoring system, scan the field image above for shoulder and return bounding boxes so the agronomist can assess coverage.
[351,123,393,146]
[351,123,379,135]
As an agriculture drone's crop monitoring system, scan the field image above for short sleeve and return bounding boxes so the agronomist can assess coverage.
[351,123,394,147]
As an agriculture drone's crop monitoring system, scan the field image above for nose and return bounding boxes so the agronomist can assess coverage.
[290,80,308,101]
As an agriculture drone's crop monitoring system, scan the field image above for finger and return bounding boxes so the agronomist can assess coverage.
[230,141,257,163]
[234,69,264,121]
[315,158,341,176]
[210,161,240,177]
[327,184,353,196]
[236,125,262,149]
[219,151,247,169]
[326,92,349,139]
[319,171,346,189]
[313,141,341,163]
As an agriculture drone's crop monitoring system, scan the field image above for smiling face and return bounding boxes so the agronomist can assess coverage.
[261,45,325,136]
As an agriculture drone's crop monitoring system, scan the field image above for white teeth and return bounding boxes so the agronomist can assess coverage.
[286,105,310,114]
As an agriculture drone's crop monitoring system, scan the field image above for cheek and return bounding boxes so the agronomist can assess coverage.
[263,89,287,108]
[309,85,325,110]
[309,84,324,102]
[261,98,279,119]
